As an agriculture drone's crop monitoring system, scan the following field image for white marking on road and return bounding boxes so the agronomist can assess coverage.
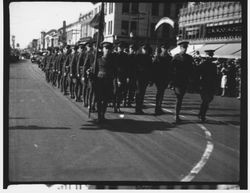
[119,114,125,118]
[147,102,214,182]
[34,144,38,148]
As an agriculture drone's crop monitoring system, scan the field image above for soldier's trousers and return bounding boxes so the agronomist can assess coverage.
[135,79,148,111]
[69,76,76,98]
[52,71,57,86]
[57,72,62,89]
[61,74,69,94]
[82,77,90,106]
[95,77,113,119]
[155,81,169,110]
[113,78,126,109]
[199,90,214,118]
[45,69,50,82]
[127,78,136,105]
[75,77,83,100]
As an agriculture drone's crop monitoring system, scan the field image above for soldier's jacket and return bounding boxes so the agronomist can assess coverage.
[55,53,65,73]
[62,53,72,74]
[51,53,58,71]
[76,52,86,76]
[95,53,116,79]
[69,52,79,76]
[196,58,217,94]
[136,53,153,81]
[45,54,53,70]
[83,50,95,78]
[152,53,173,82]
[127,53,138,79]
[114,51,128,80]
[171,53,194,86]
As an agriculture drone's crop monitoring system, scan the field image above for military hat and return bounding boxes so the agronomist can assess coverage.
[101,41,113,49]
[85,40,93,47]
[79,44,85,49]
[178,41,189,47]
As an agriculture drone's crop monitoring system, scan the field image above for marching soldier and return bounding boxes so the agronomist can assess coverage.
[152,43,173,115]
[51,47,59,87]
[83,41,95,108]
[61,45,72,95]
[113,42,128,113]
[171,41,195,123]
[44,47,53,83]
[94,42,116,123]
[196,50,217,122]
[75,44,85,102]
[69,45,79,99]
[55,47,65,89]
[126,43,138,107]
[135,43,153,114]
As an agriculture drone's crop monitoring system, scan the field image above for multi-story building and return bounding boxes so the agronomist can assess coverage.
[175,1,242,58]
[79,2,183,46]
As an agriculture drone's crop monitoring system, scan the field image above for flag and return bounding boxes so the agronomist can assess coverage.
[155,17,175,31]
[89,10,104,30]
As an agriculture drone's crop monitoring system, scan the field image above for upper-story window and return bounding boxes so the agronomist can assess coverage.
[130,21,137,35]
[164,3,171,16]
[152,3,159,16]
[131,3,139,13]
[104,3,107,15]
[109,3,113,14]
[122,3,130,13]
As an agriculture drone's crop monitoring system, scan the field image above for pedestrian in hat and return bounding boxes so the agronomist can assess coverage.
[126,43,138,107]
[94,42,116,123]
[153,43,173,115]
[196,50,217,122]
[51,47,59,87]
[134,43,153,114]
[55,47,65,89]
[113,41,128,112]
[44,47,53,83]
[171,41,195,123]
[61,45,72,95]
[69,45,79,99]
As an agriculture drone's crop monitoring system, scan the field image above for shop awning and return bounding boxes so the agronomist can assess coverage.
[198,44,225,55]
[214,43,241,58]
[170,44,204,56]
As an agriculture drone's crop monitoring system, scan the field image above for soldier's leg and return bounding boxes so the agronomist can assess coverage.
[174,86,185,122]
[128,79,136,107]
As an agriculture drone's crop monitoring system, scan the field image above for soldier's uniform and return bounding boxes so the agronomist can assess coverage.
[171,41,195,123]
[55,48,65,90]
[196,50,217,122]
[51,47,59,86]
[94,42,116,122]
[44,47,53,83]
[69,45,79,99]
[135,44,153,114]
[82,41,95,108]
[75,44,85,102]
[61,45,72,95]
[113,42,128,113]
[153,43,173,115]
[126,44,138,107]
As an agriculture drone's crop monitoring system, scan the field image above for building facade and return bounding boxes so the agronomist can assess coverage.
[79,2,183,46]
[175,1,242,58]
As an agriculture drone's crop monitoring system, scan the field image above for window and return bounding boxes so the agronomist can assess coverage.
[122,3,130,13]
[164,3,171,16]
[152,3,159,16]
[131,3,139,13]
[109,3,113,14]
[104,3,107,15]
[121,20,129,35]
[108,21,113,35]
[104,22,106,35]
[130,21,137,35]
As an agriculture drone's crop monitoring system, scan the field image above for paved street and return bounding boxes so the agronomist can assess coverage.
[9,59,240,182]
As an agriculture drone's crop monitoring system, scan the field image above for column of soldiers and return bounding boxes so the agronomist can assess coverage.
[40,40,217,124]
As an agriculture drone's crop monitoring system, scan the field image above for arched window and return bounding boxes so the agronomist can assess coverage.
[218,6,223,18]
[190,13,194,21]
[193,12,198,21]
[214,8,218,19]
[209,8,214,19]
[197,11,201,21]
[229,3,234,16]
[201,10,205,21]
[223,5,229,17]
[204,9,209,19]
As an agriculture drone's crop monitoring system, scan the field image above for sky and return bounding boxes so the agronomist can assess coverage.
[10,2,94,48]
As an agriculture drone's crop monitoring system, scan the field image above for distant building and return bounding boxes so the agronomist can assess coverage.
[175,1,242,58]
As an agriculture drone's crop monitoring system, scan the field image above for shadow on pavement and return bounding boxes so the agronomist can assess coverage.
[9,125,71,130]
[80,119,174,134]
